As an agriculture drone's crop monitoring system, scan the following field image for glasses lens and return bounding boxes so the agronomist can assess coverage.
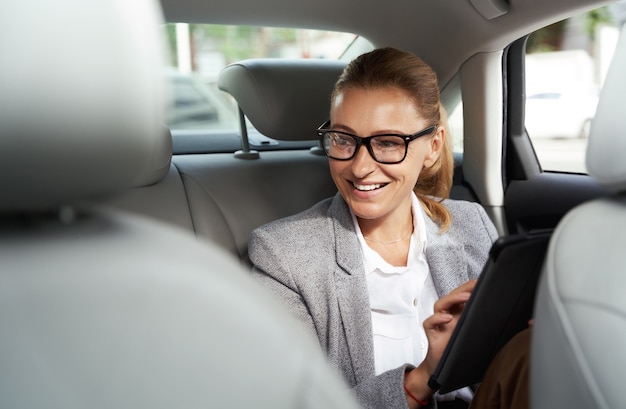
[323,132,356,159]
[370,135,406,163]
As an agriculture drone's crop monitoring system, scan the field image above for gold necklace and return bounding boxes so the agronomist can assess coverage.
[363,229,412,245]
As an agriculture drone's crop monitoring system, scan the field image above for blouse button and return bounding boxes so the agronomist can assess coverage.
[413,298,417,307]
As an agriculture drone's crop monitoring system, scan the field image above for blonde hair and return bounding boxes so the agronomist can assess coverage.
[332,47,453,231]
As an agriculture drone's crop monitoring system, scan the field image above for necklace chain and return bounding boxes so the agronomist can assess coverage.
[363,229,412,245]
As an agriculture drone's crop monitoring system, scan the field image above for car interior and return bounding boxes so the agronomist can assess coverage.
[2,0,625,407]
[0,1,359,408]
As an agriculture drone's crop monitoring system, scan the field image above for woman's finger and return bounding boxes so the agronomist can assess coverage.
[449,279,477,295]
[433,289,471,314]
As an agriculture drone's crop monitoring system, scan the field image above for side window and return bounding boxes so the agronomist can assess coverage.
[448,100,464,154]
[524,4,625,173]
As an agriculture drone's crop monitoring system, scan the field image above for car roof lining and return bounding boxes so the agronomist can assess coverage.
[159,0,609,85]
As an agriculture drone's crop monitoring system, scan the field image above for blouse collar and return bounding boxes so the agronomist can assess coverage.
[351,192,428,275]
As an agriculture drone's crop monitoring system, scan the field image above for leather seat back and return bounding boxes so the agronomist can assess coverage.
[531,25,626,409]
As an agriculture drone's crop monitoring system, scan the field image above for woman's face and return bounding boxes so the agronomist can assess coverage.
[329,86,443,224]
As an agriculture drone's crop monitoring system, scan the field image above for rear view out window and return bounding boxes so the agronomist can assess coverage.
[162,24,363,132]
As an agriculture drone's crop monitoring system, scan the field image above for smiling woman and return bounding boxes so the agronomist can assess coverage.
[249,47,499,409]
[327,86,442,241]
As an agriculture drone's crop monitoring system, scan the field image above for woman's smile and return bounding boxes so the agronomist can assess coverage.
[352,182,387,192]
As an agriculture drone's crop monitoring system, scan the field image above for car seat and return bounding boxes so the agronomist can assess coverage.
[0,1,358,408]
[530,24,626,409]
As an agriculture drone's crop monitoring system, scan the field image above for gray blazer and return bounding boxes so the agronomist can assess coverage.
[249,193,499,409]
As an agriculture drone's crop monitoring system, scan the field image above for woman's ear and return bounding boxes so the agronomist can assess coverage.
[423,126,444,168]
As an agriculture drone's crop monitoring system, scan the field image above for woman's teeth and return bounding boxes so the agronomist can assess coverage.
[353,183,383,191]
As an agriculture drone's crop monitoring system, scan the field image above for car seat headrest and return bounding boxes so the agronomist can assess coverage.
[0,0,170,211]
[133,126,174,187]
[586,26,626,192]
[217,59,345,141]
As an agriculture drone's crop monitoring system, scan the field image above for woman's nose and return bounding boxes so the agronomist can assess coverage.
[350,144,377,178]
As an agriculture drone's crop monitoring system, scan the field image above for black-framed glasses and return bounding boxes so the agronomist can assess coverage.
[316,120,437,164]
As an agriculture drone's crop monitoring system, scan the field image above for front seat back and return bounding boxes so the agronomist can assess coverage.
[530,25,626,409]
[0,1,358,408]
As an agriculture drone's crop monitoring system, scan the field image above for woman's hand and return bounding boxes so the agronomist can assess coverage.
[404,280,477,407]
[421,279,476,373]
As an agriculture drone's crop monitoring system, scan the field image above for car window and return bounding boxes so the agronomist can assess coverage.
[163,24,363,137]
[525,4,625,173]
[448,100,464,154]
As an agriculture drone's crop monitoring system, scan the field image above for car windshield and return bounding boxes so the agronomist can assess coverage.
[163,24,371,134]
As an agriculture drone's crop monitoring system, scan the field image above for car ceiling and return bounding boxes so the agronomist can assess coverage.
[159,0,612,85]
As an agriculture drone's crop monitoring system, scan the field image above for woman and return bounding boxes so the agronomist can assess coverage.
[249,47,499,409]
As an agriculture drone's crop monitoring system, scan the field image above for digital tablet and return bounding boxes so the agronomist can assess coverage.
[428,231,552,394]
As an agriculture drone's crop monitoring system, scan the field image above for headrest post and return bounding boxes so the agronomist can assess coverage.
[234,106,260,160]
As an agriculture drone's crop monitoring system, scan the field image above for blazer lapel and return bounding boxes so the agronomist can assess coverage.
[329,194,376,382]
[423,215,470,297]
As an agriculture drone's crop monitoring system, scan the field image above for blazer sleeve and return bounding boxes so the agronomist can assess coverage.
[249,226,320,343]
[352,364,433,409]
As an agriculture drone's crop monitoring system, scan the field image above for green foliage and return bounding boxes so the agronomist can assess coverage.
[165,23,346,69]
[526,21,565,53]
[584,7,613,39]
[181,24,301,64]
[274,27,298,42]
[526,6,615,54]
[213,26,265,62]
[165,24,178,66]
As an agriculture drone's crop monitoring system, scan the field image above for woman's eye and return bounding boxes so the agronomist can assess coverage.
[373,137,403,149]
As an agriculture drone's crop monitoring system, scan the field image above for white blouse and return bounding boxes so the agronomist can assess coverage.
[352,192,472,403]
[353,193,438,374]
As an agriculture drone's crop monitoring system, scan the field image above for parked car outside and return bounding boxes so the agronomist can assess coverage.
[525,88,598,139]
[165,69,237,130]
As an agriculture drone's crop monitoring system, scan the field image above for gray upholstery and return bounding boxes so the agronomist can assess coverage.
[134,126,174,187]
[105,162,195,232]
[0,0,168,210]
[586,27,626,191]
[530,26,626,409]
[0,214,358,409]
[0,1,359,408]
[218,58,346,140]
[174,151,337,263]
